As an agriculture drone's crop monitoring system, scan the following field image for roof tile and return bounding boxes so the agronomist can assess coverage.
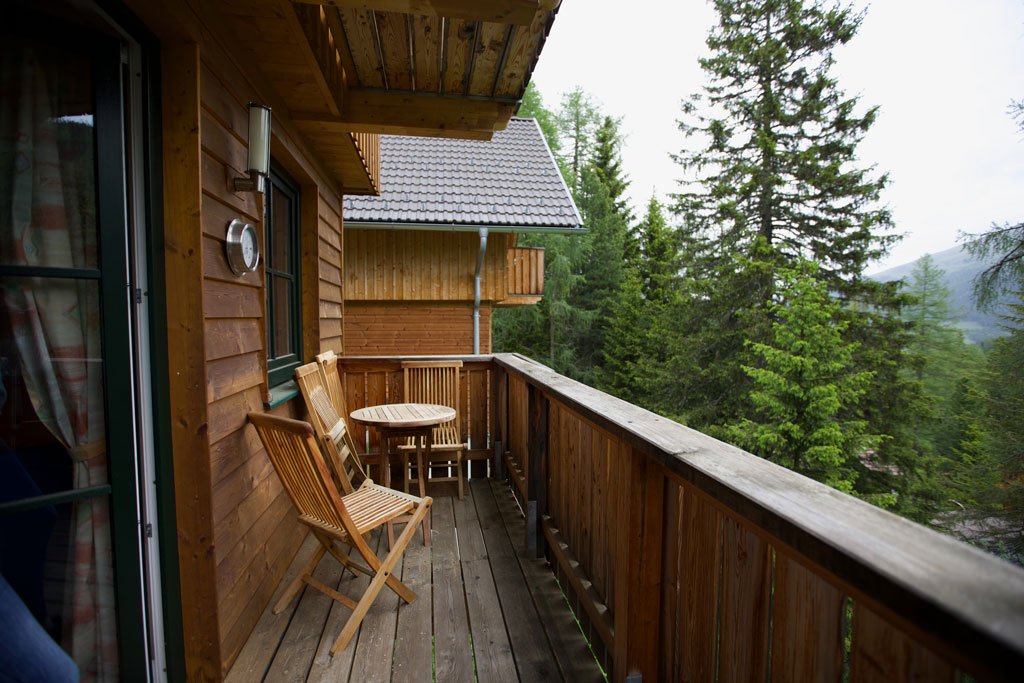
[344,118,582,231]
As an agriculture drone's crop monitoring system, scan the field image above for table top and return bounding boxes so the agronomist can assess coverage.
[350,403,456,429]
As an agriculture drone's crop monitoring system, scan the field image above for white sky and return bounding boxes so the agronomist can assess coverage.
[528,0,1024,272]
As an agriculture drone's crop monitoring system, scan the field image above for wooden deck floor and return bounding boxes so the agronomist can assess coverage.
[225,479,605,683]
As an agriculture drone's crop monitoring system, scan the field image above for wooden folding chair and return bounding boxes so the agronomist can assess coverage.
[315,350,382,476]
[294,362,366,494]
[399,360,467,499]
[247,412,431,656]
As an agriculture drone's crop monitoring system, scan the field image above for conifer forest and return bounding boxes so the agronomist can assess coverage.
[494,0,1024,564]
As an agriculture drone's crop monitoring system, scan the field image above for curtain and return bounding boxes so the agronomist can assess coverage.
[0,42,117,682]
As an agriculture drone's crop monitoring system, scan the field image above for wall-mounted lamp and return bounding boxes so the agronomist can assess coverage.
[233,102,271,193]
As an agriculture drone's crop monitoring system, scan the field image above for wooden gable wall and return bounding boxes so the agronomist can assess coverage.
[134,3,348,678]
[343,230,509,354]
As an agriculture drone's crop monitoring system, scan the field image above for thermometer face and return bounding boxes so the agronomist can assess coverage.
[226,219,260,276]
[242,228,257,268]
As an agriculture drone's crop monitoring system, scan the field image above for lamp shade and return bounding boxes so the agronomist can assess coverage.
[247,103,271,176]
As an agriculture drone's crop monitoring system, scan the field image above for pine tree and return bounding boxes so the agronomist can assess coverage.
[722,258,877,494]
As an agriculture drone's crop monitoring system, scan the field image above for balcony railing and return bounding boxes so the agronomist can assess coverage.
[506,246,545,300]
[338,353,1024,682]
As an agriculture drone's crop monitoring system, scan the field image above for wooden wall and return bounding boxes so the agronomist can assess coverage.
[345,229,511,302]
[344,302,491,355]
[134,2,351,677]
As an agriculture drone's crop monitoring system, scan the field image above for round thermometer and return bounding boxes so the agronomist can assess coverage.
[225,219,260,276]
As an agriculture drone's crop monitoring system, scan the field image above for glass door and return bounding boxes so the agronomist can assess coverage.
[0,9,150,682]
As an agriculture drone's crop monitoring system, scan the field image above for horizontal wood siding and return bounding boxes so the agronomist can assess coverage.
[145,18,351,675]
[319,191,344,353]
[198,57,307,677]
[344,230,510,302]
[344,302,491,355]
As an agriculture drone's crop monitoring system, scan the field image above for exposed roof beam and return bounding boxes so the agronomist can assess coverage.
[294,117,494,140]
[295,89,515,137]
[292,0,542,26]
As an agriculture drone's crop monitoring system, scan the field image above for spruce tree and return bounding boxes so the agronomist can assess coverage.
[668,0,918,505]
[673,0,894,288]
[722,258,877,494]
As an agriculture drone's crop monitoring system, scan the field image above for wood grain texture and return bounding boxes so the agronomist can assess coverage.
[343,302,491,355]
[770,553,844,683]
[493,352,1024,681]
[850,604,954,683]
[344,230,509,302]
[161,41,221,682]
[718,517,771,683]
[430,498,475,681]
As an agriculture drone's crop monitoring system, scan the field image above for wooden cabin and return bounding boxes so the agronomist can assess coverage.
[1,1,1023,683]
[342,119,581,355]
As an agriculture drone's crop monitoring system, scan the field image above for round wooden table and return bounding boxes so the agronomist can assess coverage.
[350,403,456,546]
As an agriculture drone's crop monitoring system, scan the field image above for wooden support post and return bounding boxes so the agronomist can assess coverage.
[525,383,548,559]
[613,451,665,683]
[490,364,506,480]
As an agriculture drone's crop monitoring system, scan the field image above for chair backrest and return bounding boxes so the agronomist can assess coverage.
[247,412,361,541]
[315,351,367,457]
[315,350,347,419]
[402,360,462,437]
[294,362,366,493]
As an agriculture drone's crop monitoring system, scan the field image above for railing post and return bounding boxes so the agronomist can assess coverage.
[525,382,549,559]
[490,363,507,480]
[613,450,664,682]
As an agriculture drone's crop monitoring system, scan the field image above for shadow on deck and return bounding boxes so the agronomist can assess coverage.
[226,479,604,682]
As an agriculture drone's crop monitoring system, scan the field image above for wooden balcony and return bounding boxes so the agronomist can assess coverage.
[502,247,545,306]
[226,478,602,682]
[234,354,1024,682]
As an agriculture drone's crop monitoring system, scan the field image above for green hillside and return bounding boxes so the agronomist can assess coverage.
[870,244,1017,344]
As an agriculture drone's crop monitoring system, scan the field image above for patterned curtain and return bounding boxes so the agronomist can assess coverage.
[0,44,117,682]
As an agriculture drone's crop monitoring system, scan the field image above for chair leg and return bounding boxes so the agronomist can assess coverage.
[459,451,465,499]
[402,451,410,494]
[274,543,326,614]
[330,501,430,656]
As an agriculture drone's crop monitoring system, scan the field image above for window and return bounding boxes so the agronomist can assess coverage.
[265,165,302,386]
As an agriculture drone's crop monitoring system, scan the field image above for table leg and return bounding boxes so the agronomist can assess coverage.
[382,429,396,550]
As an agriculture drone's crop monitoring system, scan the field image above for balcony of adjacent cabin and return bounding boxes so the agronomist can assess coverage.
[227,354,1024,683]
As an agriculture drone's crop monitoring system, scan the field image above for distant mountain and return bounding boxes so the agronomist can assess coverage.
[869,244,1018,345]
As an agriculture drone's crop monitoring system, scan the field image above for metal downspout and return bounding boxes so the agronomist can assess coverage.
[473,227,489,354]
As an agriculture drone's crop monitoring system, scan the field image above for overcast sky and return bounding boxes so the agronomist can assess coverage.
[529,0,1024,272]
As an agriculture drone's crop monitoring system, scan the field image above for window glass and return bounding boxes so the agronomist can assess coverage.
[265,166,300,386]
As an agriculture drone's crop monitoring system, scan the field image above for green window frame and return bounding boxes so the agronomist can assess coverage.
[265,165,303,387]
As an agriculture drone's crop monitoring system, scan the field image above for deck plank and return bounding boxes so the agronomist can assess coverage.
[431,498,475,682]
[489,480,605,682]
[226,484,606,683]
[225,533,315,683]
[349,530,405,682]
[263,544,346,682]
[391,531,433,683]
[472,480,562,681]
[306,531,381,682]
[463,557,518,683]
[452,485,488,562]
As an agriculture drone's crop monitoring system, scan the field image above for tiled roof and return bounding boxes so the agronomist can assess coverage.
[344,118,582,230]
